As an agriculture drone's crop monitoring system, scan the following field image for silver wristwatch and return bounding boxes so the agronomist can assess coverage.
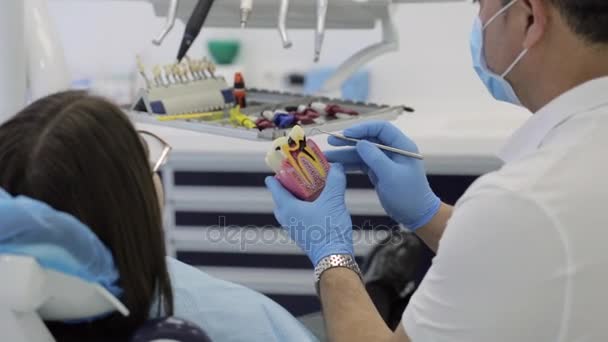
[314,254,362,295]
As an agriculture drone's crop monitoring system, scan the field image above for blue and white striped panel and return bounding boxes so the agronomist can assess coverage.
[167,170,478,316]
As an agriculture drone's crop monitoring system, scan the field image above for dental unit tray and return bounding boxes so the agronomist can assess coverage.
[129,57,412,140]
[129,88,412,141]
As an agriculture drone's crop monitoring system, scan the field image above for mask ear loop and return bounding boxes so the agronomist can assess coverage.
[501,48,528,78]
[481,0,527,78]
[482,0,521,30]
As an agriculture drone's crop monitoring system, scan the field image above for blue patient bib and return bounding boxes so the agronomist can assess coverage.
[0,188,121,298]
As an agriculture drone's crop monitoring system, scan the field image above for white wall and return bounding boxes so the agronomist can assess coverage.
[48,0,526,118]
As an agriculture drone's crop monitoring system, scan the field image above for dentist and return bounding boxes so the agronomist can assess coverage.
[266,0,608,341]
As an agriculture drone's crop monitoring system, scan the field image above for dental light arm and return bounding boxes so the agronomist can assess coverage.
[322,5,398,91]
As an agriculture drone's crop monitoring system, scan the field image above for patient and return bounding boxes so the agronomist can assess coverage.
[0,91,316,342]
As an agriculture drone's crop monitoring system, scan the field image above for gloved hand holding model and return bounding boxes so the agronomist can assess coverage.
[265,163,353,266]
[325,121,440,230]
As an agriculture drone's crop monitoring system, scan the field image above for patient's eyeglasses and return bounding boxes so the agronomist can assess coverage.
[138,130,172,173]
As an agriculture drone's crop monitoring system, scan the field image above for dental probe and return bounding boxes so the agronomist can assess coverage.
[240,0,253,28]
[312,128,424,160]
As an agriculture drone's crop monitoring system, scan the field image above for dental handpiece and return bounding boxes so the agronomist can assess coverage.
[153,0,179,45]
[315,0,328,62]
[177,0,215,62]
[240,0,252,28]
[278,0,292,48]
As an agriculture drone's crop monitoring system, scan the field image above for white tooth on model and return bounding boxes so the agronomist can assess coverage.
[266,137,288,172]
[265,152,283,173]
[288,125,306,143]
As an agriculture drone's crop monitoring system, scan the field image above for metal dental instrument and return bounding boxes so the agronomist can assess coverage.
[312,128,424,160]
[278,0,292,48]
[153,0,179,45]
[240,0,253,28]
[315,0,328,62]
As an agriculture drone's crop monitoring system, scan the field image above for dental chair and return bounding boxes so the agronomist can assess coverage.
[0,192,213,342]
[0,254,129,342]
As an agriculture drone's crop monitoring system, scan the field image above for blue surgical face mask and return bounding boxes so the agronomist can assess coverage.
[471,0,528,106]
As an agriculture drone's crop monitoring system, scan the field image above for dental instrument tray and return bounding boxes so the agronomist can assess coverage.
[129,56,413,141]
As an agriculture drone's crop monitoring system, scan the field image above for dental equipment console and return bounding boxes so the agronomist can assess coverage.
[148,0,463,90]
[129,0,464,140]
[0,0,465,130]
[130,56,413,140]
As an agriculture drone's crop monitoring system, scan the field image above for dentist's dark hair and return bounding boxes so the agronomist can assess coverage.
[0,90,173,340]
[548,0,608,44]
[499,0,608,45]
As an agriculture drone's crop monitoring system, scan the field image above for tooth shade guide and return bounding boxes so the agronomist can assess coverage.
[133,59,402,140]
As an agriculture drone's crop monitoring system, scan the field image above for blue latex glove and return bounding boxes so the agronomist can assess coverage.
[0,189,121,298]
[325,121,441,230]
[265,164,353,266]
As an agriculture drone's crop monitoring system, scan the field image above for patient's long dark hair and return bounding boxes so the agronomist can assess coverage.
[0,91,173,340]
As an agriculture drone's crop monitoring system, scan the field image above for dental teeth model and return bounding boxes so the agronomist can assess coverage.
[136,56,219,88]
[265,125,330,201]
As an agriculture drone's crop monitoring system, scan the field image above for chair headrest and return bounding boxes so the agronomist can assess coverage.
[0,189,124,321]
[0,255,129,321]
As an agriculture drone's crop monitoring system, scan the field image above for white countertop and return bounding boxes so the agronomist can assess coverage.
[135,99,530,175]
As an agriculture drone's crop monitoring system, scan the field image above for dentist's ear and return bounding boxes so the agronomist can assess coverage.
[522,0,549,50]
